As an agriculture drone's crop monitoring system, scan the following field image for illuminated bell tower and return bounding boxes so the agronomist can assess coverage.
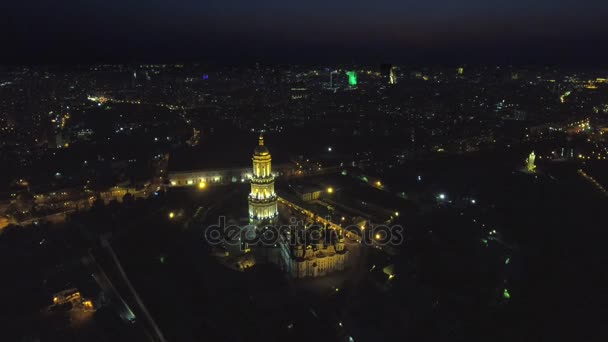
[248,134,278,223]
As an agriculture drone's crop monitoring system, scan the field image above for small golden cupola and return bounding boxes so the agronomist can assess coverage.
[254,134,269,156]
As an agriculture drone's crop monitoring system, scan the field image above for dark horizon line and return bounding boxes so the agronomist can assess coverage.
[2,59,608,71]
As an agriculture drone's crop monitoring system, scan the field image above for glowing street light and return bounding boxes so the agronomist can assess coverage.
[438,193,446,200]
[395,211,399,217]
[168,212,175,219]
[327,187,334,194]
[375,233,382,240]
[198,181,206,190]
[328,146,332,152]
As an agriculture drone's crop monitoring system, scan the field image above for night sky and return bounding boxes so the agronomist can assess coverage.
[3,0,608,64]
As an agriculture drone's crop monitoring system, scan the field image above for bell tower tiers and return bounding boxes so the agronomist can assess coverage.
[248,134,278,223]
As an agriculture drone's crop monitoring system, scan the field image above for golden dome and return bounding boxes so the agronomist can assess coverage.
[254,134,270,156]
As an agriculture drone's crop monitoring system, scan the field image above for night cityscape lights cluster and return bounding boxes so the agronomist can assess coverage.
[2,1,608,340]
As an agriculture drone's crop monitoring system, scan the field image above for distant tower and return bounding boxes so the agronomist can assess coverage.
[346,71,357,87]
[248,134,278,224]
[329,70,338,89]
[389,67,397,85]
[526,151,537,173]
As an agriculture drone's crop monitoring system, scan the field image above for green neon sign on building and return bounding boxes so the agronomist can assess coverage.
[346,71,357,87]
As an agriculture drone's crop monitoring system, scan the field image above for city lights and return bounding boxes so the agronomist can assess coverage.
[3,46,606,341]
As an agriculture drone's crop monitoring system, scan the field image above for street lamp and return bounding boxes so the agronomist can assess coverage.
[327,187,334,194]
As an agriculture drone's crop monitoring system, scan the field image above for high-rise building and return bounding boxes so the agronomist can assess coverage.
[389,67,397,85]
[346,71,357,87]
[329,70,338,89]
[248,134,278,223]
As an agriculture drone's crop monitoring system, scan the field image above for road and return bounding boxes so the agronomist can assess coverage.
[83,253,152,341]
[100,236,168,342]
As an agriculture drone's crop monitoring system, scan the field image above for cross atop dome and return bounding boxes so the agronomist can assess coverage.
[259,133,264,146]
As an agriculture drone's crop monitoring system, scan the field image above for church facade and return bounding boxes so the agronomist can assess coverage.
[277,235,348,279]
